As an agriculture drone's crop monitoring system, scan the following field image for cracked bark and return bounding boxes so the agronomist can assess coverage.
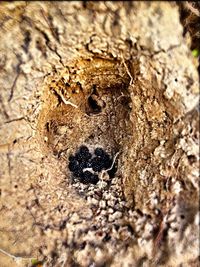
[0,2,199,267]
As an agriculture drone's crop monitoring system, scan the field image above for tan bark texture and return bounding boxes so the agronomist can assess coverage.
[0,2,199,267]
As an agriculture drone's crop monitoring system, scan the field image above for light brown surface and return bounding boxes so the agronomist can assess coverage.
[0,2,199,267]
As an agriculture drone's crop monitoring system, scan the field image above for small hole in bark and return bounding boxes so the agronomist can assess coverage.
[187,155,196,164]
[88,95,102,114]
[180,214,185,220]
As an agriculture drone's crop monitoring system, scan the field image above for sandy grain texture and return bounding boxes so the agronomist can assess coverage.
[0,2,199,267]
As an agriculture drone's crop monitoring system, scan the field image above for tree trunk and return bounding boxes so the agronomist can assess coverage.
[0,2,199,267]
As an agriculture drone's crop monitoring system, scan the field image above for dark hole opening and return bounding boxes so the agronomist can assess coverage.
[88,95,102,113]
[180,214,185,220]
[187,155,196,164]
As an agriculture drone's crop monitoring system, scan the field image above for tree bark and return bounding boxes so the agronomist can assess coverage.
[0,2,199,267]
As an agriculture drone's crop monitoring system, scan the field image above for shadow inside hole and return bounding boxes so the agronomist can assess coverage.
[118,95,132,111]
[88,95,103,114]
[86,84,106,115]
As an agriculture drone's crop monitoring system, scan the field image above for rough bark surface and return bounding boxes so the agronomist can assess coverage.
[0,2,199,267]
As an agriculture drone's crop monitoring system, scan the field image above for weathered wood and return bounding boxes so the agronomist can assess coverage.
[0,2,199,267]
